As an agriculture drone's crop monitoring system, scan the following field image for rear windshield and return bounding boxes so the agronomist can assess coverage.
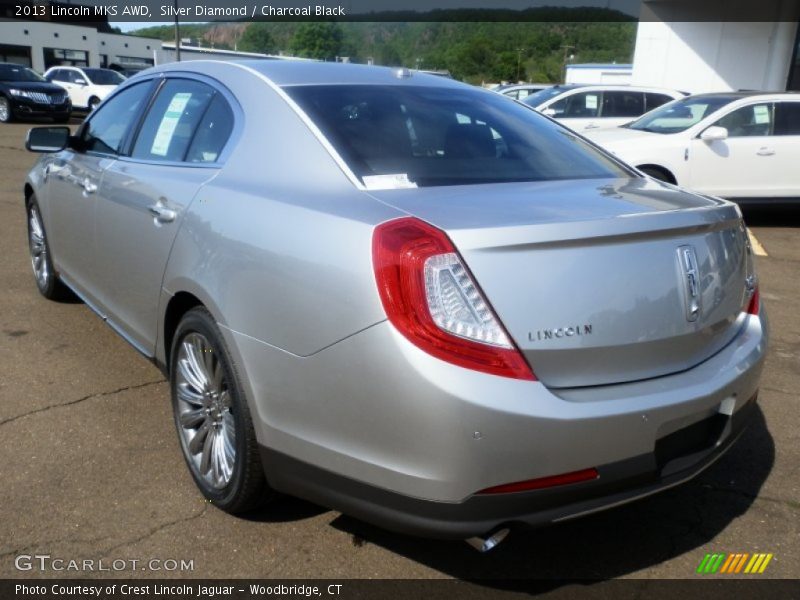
[522,86,579,107]
[286,84,629,188]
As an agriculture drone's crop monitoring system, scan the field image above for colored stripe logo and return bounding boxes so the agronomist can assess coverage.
[696,552,774,574]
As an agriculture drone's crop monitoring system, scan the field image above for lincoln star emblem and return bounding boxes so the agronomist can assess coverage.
[678,245,701,322]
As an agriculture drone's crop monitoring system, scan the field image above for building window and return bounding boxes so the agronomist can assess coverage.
[43,48,89,69]
[54,33,59,38]
[82,35,87,41]
[0,43,32,67]
[24,29,29,35]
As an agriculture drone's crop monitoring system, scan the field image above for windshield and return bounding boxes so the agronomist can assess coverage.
[0,64,46,83]
[286,84,630,188]
[82,68,126,85]
[522,86,579,108]
[627,95,740,134]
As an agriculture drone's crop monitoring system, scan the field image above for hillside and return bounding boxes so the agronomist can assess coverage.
[131,9,636,83]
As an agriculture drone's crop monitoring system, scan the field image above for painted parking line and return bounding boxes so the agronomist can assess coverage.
[747,229,768,257]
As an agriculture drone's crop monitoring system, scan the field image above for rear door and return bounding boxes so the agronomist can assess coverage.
[767,100,800,197]
[597,90,646,130]
[93,77,236,354]
[688,101,776,197]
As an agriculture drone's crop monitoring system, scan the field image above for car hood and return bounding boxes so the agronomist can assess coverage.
[582,126,662,146]
[0,81,66,94]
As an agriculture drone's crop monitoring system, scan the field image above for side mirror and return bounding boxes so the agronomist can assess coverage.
[700,126,728,142]
[26,127,71,153]
[74,78,87,86]
[541,108,557,117]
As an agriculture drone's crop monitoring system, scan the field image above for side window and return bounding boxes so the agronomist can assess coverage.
[44,69,58,82]
[185,94,234,163]
[67,70,83,84]
[645,93,674,112]
[602,91,644,118]
[80,82,152,155]
[713,103,773,137]
[773,102,800,136]
[517,89,531,99]
[132,79,215,162]
[550,92,600,118]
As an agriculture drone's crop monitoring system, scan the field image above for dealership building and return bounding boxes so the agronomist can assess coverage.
[631,0,800,93]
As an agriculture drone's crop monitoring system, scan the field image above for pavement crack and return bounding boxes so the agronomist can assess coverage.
[98,504,209,557]
[0,379,165,428]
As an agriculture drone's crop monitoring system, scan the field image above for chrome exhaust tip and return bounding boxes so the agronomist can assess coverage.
[465,527,510,553]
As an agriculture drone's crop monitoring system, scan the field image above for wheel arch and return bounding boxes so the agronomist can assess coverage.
[162,291,204,373]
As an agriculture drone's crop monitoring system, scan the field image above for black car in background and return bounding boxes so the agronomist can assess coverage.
[0,63,71,124]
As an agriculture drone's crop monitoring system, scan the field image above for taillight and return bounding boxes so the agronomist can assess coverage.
[746,285,760,315]
[478,468,599,494]
[372,217,535,381]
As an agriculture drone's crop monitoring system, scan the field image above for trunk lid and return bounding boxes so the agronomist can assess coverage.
[369,177,751,388]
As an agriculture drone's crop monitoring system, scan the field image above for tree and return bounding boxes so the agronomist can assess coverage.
[290,22,343,61]
[239,24,276,54]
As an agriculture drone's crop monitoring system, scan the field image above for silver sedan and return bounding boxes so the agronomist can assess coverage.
[23,60,767,548]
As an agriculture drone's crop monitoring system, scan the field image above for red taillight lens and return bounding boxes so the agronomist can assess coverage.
[746,286,760,315]
[478,468,599,494]
[372,217,535,381]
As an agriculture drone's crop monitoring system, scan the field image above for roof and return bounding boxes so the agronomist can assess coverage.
[566,63,632,70]
[155,59,466,89]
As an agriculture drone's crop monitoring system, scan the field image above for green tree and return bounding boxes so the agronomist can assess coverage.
[289,22,343,61]
[238,24,276,54]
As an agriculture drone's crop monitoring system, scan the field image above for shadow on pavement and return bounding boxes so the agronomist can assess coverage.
[740,204,800,227]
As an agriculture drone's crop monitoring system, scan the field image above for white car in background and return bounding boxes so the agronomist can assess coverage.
[583,92,800,201]
[522,84,684,132]
[44,66,125,111]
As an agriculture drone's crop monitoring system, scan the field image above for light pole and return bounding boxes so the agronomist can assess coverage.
[516,47,526,82]
[174,0,181,62]
[561,44,575,83]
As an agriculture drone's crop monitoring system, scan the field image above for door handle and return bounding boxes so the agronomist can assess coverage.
[148,203,177,223]
[82,178,97,194]
[584,123,600,129]
[756,147,775,156]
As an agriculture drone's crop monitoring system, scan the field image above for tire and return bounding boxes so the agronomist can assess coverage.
[0,95,13,123]
[26,196,72,301]
[88,97,100,111]
[639,166,675,184]
[170,307,272,514]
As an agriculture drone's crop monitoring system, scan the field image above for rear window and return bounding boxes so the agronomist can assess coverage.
[286,84,629,188]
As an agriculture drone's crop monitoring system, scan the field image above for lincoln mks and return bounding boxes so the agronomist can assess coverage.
[23,61,766,547]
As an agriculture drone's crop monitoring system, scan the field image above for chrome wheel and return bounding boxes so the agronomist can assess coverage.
[175,332,236,489]
[28,205,49,289]
[0,97,10,122]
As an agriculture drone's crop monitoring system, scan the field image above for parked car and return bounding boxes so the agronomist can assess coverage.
[583,92,800,202]
[0,62,71,123]
[44,66,125,111]
[522,84,684,132]
[23,61,766,548]
[497,83,552,100]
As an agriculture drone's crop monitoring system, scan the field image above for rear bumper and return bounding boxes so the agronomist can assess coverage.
[228,307,766,539]
[260,393,757,539]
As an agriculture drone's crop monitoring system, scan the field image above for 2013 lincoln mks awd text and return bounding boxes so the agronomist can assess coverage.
[23,61,767,549]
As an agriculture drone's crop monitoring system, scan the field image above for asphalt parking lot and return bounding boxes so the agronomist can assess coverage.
[0,119,798,583]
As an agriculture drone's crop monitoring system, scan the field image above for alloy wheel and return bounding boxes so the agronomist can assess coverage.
[28,205,49,289]
[174,332,237,489]
[0,97,10,122]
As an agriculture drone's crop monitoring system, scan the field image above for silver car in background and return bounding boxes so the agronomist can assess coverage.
[23,61,766,546]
